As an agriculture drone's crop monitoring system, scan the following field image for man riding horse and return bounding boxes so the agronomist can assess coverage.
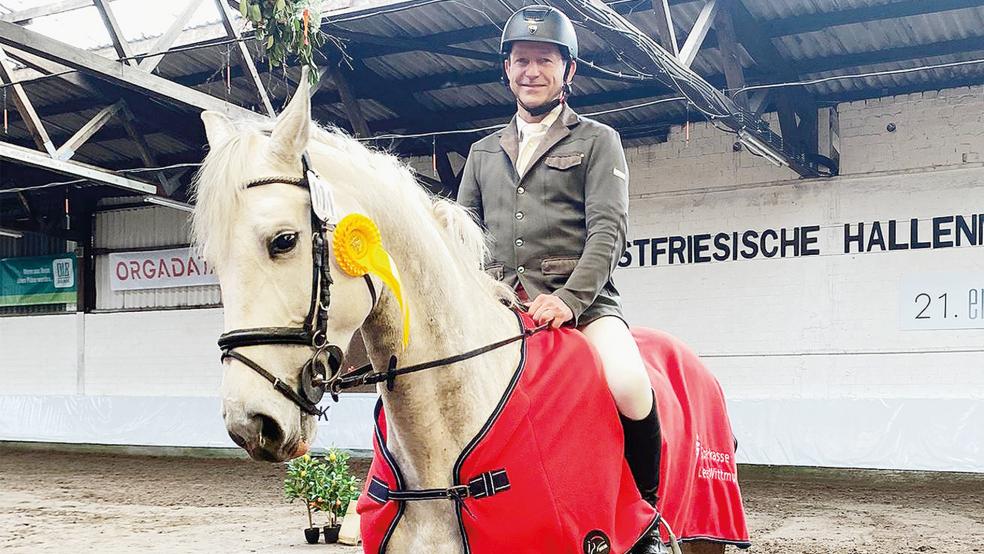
[457,4,665,550]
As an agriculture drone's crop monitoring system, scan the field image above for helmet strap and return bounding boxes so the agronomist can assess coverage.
[522,97,563,117]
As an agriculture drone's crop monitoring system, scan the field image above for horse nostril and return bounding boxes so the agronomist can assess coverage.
[255,413,284,446]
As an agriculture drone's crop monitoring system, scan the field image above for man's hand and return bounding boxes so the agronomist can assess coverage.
[529,294,574,329]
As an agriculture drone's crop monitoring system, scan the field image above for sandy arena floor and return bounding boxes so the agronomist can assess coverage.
[1,446,982,553]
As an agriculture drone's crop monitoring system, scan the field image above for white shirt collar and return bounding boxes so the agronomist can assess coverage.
[516,103,564,139]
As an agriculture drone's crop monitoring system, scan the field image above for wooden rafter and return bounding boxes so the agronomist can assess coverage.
[213,0,275,116]
[54,100,124,160]
[92,0,136,65]
[0,140,155,194]
[139,0,206,73]
[713,0,746,109]
[324,62,370,137]
[0,46,56,155]
[678,0,719,68]
[649,0,679,57]
[118,103,176,195]
[0,20,265,121]
[1,0,99,24]
[765,0,984,37]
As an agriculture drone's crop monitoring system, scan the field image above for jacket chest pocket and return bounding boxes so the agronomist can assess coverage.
[544,153,584,171]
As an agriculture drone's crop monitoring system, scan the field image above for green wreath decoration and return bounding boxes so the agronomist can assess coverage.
[240,0,326,84]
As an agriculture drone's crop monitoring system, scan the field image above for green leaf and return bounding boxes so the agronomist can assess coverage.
[248,3,261,21]
[267,36,274,48]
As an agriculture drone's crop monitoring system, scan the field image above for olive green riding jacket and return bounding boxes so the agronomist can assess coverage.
[457,104,629,326]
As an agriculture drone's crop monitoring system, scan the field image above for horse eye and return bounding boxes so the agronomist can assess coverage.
[269,232,298,256]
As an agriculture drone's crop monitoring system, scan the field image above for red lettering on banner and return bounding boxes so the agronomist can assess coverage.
[157,258,171,278]
[129,261,142,279]
[171,257,185,277]
[115,261,129,281]
[188,257,201,276]
[143,260,156,279]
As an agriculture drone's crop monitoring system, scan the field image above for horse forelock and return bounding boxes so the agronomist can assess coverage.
[192,120,514,305]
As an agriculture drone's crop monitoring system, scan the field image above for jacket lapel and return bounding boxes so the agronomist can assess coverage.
[499,116,520,172]
[519,104,580,182]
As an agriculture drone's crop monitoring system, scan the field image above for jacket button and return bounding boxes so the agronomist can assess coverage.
[515,238,524,247]
[517,186,526,195]
[515,211,524,220]
[517,266,526,274]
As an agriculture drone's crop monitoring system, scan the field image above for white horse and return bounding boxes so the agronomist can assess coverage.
[193,75,742,554]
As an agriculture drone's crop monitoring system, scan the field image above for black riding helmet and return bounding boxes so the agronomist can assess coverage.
[500,5,578,115]
[500,5,579,60]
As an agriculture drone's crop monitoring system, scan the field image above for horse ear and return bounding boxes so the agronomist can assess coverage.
[201,111,235,148]
[269,68,312,164]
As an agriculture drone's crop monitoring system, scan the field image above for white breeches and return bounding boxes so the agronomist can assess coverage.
[579,316,654,420]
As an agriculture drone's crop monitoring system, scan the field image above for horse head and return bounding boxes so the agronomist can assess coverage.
[193,71,509,462]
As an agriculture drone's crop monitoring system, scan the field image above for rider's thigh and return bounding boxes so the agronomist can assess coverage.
[579,316,653,419]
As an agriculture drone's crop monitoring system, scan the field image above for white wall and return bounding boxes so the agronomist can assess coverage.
[0,309,375,450]
[0,314,80,395]
[612,86,984,471]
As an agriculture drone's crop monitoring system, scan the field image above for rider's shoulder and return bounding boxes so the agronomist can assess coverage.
[469,132,504,155]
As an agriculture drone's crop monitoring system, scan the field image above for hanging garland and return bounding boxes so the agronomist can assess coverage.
[240,0,326,84]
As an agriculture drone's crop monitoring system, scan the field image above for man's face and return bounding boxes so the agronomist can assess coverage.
[505,41,573,111]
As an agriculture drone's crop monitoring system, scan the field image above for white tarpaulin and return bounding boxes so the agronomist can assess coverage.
[108,248,218,291]
[2,394,983,473]
[0,394,377,451]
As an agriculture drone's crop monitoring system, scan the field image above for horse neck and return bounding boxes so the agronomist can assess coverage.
[361,263,521,489]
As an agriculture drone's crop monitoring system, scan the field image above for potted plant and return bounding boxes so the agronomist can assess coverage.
[317,449,361,543]
[284,453,327,544]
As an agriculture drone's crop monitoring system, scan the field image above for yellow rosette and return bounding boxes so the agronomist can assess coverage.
[333,214,410,348]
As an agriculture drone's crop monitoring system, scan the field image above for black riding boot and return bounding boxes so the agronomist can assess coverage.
[621,392,667,554]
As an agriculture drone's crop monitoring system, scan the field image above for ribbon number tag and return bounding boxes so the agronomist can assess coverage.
[308,170,337,224]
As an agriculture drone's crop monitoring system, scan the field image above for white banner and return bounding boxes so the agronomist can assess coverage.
[109,248,218,291]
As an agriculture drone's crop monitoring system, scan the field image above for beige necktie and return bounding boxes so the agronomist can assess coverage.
[517,123,548,174]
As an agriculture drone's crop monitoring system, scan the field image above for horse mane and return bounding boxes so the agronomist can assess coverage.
[191,119,515,306]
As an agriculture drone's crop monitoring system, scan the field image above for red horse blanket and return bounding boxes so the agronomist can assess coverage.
[358,311,749,552]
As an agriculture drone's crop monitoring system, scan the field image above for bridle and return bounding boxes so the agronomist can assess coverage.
[217,153,370,419]
[216,153,550,421]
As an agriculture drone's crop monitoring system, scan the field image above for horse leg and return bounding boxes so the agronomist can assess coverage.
[680,540,726,554]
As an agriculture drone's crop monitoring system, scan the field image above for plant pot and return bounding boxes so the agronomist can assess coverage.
[323,524,341,543]
[304,527,321,544]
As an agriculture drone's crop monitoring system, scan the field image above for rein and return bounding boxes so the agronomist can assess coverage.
[332,322,550,396]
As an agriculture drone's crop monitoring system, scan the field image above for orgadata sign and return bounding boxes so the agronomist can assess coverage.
[0,253,77,307]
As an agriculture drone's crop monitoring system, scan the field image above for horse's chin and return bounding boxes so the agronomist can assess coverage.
[244,439,308,462]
